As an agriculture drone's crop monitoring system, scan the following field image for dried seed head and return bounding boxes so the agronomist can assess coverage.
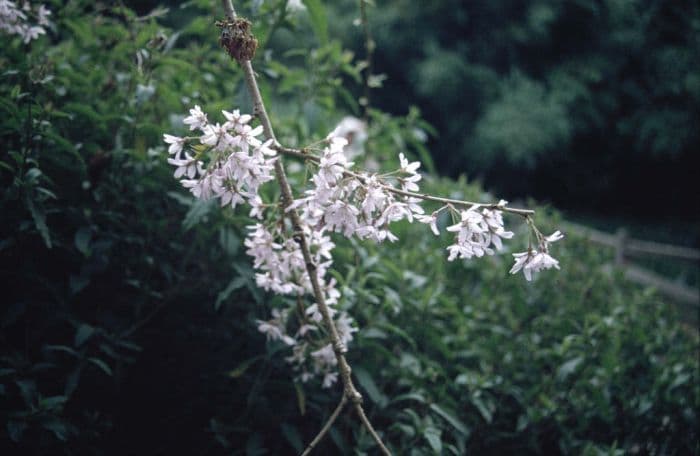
[216,17,258,62]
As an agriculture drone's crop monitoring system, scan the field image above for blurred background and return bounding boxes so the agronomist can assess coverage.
[330,0,700,244]
[1,0,698,454]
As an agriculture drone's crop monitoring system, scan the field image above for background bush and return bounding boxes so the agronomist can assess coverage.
[1,1,697,454]
[330,0,700,223]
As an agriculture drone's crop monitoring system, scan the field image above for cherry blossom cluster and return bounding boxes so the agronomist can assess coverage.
[510,229,564,281]
[244,211,358,387]
[437,203,515,260]
[0,1,51,43]
[164,108,357,387]
[287,133,564,277]
[164,105,276,214]
[164,106,563,385]
[288,139,424,244]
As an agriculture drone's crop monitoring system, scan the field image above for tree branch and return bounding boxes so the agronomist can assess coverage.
[221,1,391,454]
[272,144,535,216]
[301,395,347,456]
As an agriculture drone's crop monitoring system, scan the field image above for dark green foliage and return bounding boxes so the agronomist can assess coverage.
[329,179,699,454]
[0,1,697,455]
[332,0,700,217]
[0,1,254,451]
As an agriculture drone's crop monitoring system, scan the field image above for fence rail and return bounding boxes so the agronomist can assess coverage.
[565,222,699,308]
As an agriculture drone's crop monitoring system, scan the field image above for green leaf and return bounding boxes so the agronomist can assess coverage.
[281,423,303,453]
[74,227,92,255]
[218,227,240,255]
[41,417,69,441]
[391,392,427,404]
[0,160,15,174]
[391,422,416,438]
[7,420,27,442]
[114,339,143,352]
[471,394,494,423]
[88,357,113,376]
[226,356,261,378]
[376,321,417,351]
[74,323,95,347]
[557,356,584,381]
[166,191,193,206]
[64,367,82,397]
[423,427,442,453]
[16,379,36,405]
[302,0,328,44]
[215,276,247,310]
[429,403,470,437]
[69,274,90,294]
[353,366,387,408]
[25,197,51,248]
[44,345,79,357]
[294,382,306,416]
[183,199,215,230]
[40,395,68,410]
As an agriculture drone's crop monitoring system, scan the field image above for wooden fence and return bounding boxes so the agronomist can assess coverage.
[565,222,699,309]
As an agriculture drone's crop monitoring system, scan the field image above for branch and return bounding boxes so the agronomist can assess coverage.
[301,395,347,456]
[272,144,535,216]
[359,0,374,120]
[221,1,391,455]
[375,184,535,216]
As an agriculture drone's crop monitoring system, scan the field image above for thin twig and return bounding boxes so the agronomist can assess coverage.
[375,184,535,216]
[271,144,535,216]
[301,395,348,456]
[359,0,374,121]
[221,1,391,455]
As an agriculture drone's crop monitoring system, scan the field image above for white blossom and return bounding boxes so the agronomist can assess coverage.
[545,230,564,243]
[399,152,420,174]
[217,183,246,209]
[325,200,359,237]
[510,249,560,281]
[481,206,514,250]
[36,4,50,26]
[0,1,50,43]
[359,177,388,218]
[183,105,208,131]
[167,153,201,179]
[445,204,516,261]
[163,134,186,156]
[311,344,337,367]
[416,212,440,236]
[257,309,296,346]
[200,122,232,150]
[222,109,252,132]
[318,141,352,185]
[322,372,338,388]
[327,116,367,159]
[164,105,562,388]
[165,107,276,213]
[237,124,264,153]
[445,207,491,260]
[508,230,563,280]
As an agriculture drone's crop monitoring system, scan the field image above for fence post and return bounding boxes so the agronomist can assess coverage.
[615,228,628,266]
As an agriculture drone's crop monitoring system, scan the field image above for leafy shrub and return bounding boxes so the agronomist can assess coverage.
[0,1,251,450]
[0,1,697,455]
[331,179,699,454]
